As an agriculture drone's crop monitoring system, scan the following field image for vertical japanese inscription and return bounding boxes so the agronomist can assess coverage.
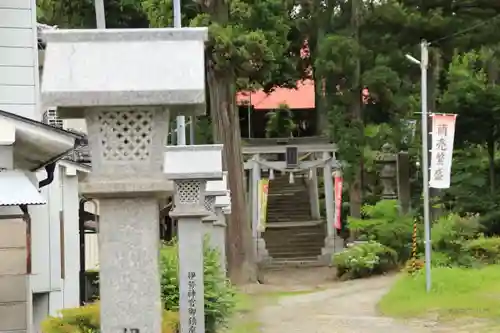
[188,271,197,333]
[433,123,449,181]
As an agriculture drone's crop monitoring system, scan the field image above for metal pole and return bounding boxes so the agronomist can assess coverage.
[173,0,186,145]
[420,40,432,293]
[247,94,252,138]
[94,0,106,29]
[173,0,181,27]
[189,116,195,145]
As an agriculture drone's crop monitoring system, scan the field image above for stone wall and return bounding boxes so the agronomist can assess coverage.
[0,218,28,333]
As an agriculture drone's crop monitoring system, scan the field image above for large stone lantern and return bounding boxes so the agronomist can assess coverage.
[376,142,398,199]
[40,27,208,333]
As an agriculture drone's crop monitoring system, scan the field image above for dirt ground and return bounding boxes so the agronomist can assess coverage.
[236,267,499,333]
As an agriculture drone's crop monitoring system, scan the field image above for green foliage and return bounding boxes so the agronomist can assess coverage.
[441,50,500,148]
[43,241,234,333]
[466,236,500,264]
[431,213,481,267]
[332,241,398,280]
[142,0,302,89]
[264,104,297,138]
[479,210,500,236]
[42,302,100,333]
[41,302,179,333]
[429,251,454,268]
[159,240,235,333]
[348,200,414,261]
[37,0,149,28]
[379,265,500,319]
[432,213,481,252]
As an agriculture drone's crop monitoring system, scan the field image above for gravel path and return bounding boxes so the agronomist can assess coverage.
[258,275,434,333]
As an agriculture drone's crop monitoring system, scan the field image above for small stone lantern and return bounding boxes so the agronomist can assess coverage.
[164,144,223,333]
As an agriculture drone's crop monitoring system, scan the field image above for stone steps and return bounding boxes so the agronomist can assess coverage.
[263,223,325,261]
[266,237,325,246]
[262,258,327,270]
[267,217,313,223]
[262,174,325,264]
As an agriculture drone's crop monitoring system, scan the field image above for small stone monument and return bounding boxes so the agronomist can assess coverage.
[396,151,411,213]
[40,27,208,333]
[164,144,223,333]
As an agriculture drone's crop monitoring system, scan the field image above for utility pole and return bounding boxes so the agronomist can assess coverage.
[420,40,432,293]
[94,0,106,29]
[405,40,432,293]
[173,0,187,145]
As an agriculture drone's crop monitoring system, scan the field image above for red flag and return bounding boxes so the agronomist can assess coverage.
[334,176,343,229]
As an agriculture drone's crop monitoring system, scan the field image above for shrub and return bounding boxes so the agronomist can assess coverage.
[466,236,500,264]
[159,240,235,333]
[41,301,179,333]
[430,251,454,268]
[431,213,481,266]
[46,240,235,333]
[479,210,500,236]
[348,200,415,261]
[332,241,398,280]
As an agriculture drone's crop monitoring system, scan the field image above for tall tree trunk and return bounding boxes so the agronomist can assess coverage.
[349,0,363,219]
[487,138,496,194]
[207,68,256,284]
[487,57,498,195]
[312,0,336,136]
[204,0,256,284]
[313,0,327,136]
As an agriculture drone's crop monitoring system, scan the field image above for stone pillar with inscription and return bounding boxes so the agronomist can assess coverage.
[40,28,208,333]
[164,145,223,333]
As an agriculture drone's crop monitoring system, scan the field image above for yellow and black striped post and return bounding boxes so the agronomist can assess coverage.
[411,219,418,274]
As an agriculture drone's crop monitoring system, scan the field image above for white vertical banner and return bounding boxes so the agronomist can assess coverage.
[429,114,457,189]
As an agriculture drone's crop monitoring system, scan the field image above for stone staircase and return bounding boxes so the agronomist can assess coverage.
[261,174,326,265]
[266,174,312,223]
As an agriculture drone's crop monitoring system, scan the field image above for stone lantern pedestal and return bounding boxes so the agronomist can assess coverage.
[164,144,223,333]
[40,27,208,333]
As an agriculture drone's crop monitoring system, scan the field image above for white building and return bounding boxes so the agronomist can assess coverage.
[0,1,94,332]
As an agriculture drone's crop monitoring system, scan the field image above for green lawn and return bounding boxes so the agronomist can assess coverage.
[379,265,500,320]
